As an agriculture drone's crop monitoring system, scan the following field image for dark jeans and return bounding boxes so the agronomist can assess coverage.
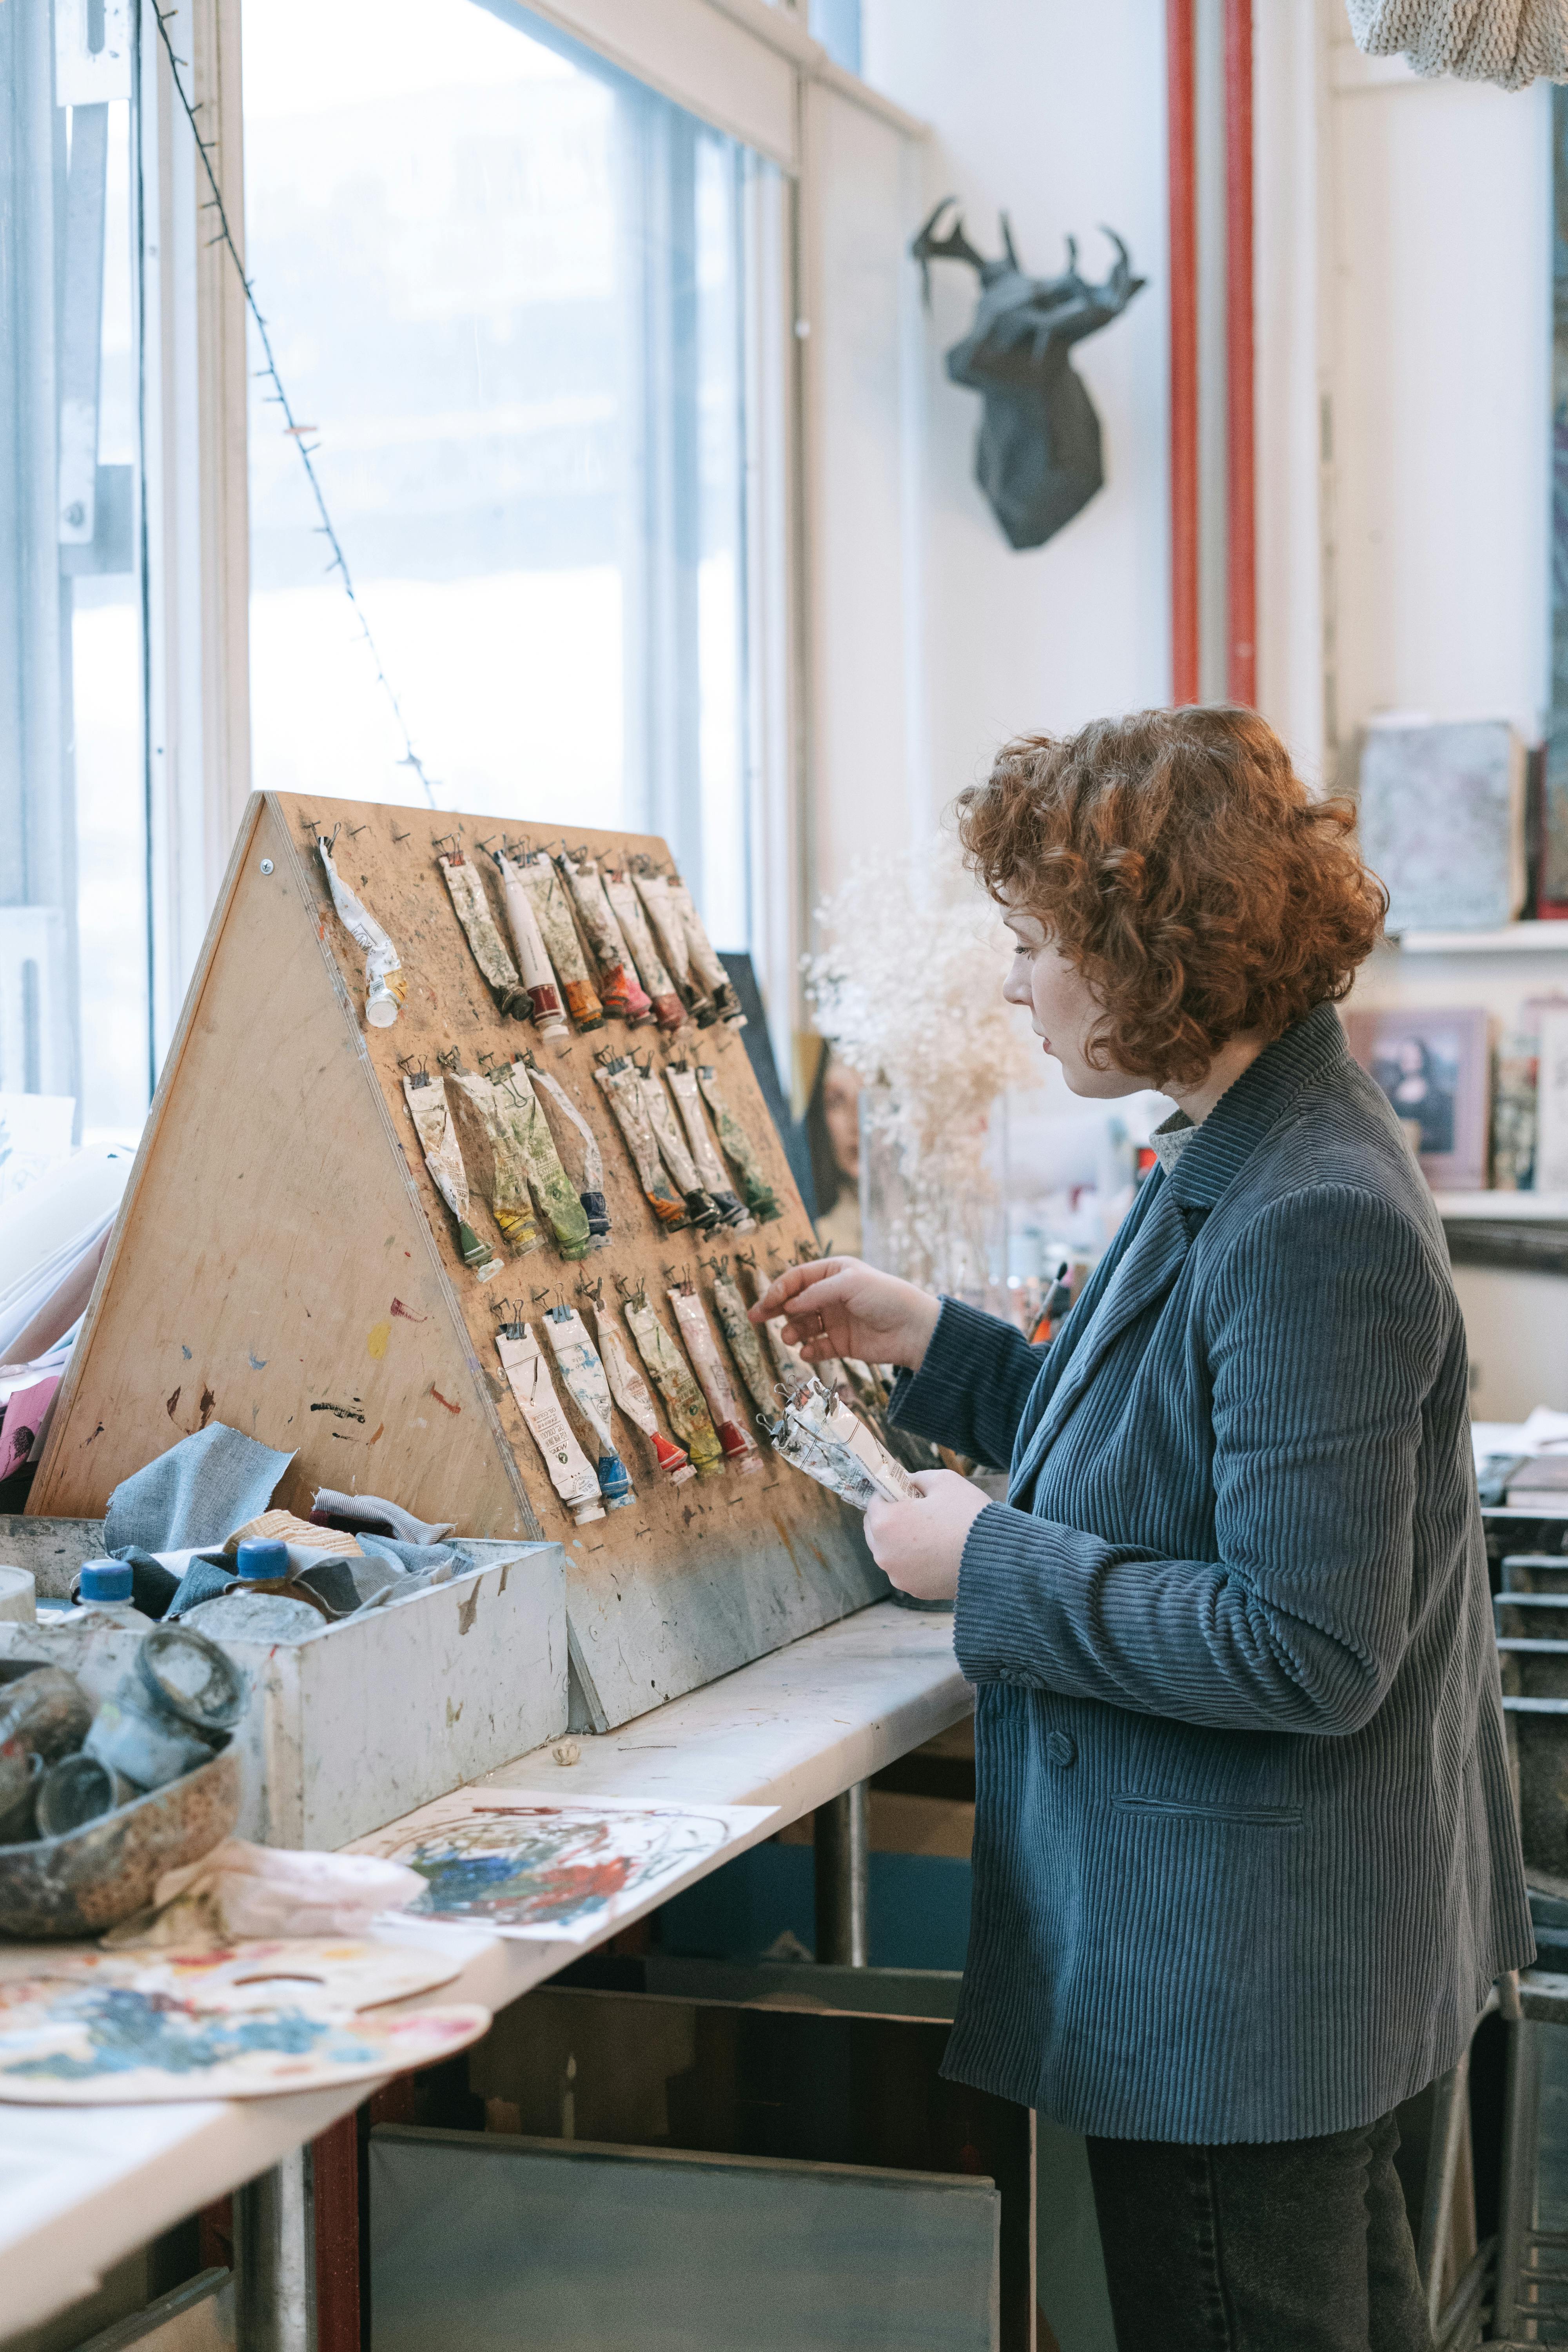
[1085,2111,1433,2352]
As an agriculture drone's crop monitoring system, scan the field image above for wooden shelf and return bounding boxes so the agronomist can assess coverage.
[1434,1193,1568,1221]
[1396,923,1568,955]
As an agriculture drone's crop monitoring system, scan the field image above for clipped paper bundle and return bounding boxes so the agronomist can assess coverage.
[771,1378,922,1512]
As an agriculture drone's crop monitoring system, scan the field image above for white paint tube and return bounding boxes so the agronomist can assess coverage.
[444,1069,543,1255]
[666,1063,753,1230]
[622,1294,725,1479]
[493,853,568,1038]
[708,1265,779,1425]
[633,869,714,1025]
[588,1304,694,1484]
[401,1073,499,1277]
[667,875,746,1027]
[525,1061,610,1247]
[604,871,684,1032]
[637,1069,722,1230]
[515,855,604,1030]
[439,853,530,1018]
[543,1306,634,1510]
[557,853,653,1023]
[496,1325,605,1525]
[319,839,405,1028]
[773,1416,880,1511]
[786,1377,923,1504]
[668,1284,760,1475]
[594,1057,688,1229]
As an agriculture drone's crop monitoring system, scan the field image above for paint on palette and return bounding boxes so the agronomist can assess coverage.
[0,1977,488,2104]
[379,1792,773,1941]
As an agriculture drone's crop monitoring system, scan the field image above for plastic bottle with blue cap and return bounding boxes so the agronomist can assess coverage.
[73,1559,144,1626]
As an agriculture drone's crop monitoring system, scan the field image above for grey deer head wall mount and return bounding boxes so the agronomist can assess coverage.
[911,200,1147,552]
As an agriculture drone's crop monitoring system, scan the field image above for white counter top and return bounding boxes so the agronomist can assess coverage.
[1,1602,968,2336]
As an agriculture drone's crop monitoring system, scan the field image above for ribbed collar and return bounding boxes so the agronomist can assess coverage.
[1163,1001,1349,1212]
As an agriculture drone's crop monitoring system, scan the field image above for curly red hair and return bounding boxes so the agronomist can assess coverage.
[956,706,1387,1091]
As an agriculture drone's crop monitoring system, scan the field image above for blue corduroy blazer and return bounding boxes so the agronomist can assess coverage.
[891,1002,1532,2145]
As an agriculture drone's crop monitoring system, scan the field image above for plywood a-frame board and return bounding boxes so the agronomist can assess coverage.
[33,794,886,1728]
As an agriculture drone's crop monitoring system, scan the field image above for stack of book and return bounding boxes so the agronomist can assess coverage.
[1506,1457,1568,1513]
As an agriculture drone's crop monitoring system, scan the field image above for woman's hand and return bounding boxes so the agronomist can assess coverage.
[748,1258,942,1372]
[864,1469,989,1601]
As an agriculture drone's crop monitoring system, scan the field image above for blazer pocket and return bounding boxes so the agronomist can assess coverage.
[1110,1794,1304,1828]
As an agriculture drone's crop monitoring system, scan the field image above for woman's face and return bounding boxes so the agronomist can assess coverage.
[822,1059,862,1180]
[1001,906,1143,1098]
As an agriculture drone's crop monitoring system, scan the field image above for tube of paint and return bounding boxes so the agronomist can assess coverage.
[696,1064,781,1222]
[543,1306,634,1510]
[588,1303,694,1485]
[523,1059,611,1247]
[490,1066,591,1261]
[668,1283,760,1475]
[493,852,568,1038]
[514,853,604,1031]
[402,1073,500,1276]
[636,1068,723,1230]
[738,1255,812,1394]
[445,1068,543,1255]
[666,1063,753,1230]
[594,1057,688,1228]
[771,1414,881,1510]
[667,875,746,1027]
[604,871,684,1032]
[707,1263,779,1426]
[496,1326,606,1524]
[557,853,653,1024]
[787,1376,923,1504]
[622,1293,725,1480]
[633,869,715,1025]
[439,852,531,1018]
[319,839,405,1028]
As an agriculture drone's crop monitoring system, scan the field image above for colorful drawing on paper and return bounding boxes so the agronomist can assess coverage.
[0,1974,488,2104]
[373,1790,773,1941]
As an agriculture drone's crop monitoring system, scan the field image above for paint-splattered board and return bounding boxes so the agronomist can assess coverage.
[32,793,886,1730]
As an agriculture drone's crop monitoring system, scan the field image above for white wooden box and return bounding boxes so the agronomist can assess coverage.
[0,1540,566,1848]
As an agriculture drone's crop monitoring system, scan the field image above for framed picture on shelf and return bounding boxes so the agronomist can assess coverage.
[1342,1007,1490,1192]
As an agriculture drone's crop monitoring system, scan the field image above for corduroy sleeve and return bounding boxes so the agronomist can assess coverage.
[953,1186,1453,1735]
[889,1297,1048,1471]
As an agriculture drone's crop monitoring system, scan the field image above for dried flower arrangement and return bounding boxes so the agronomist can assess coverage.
[805,838,1036,1294]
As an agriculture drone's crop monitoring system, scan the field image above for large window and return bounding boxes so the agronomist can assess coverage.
[243,0,769,951]
[0,0,150,1145]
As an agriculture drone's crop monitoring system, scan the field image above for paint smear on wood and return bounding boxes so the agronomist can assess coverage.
[367,1320,392,1360]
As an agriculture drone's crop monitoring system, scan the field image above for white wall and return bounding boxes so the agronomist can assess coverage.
[858,0,1172,832]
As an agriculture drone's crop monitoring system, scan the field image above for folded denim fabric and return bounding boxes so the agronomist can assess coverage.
[105,1423,293,1553]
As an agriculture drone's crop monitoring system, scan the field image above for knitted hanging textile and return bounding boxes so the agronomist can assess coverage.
[1345,0,1568,87]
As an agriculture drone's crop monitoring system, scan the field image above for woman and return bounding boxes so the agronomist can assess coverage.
[753,707,1530,2352]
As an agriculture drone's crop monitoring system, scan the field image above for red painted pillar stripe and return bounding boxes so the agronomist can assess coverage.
[1167,0,1200,707]
[1224,0,1256,709]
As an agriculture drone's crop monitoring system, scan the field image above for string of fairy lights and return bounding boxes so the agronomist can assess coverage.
[149,1,441,810]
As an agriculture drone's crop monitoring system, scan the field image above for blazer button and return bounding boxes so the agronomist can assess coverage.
[1046,1730,1078,1769]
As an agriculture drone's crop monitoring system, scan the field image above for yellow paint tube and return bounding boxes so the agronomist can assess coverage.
[622,1294,724,1480]
[445,1068,542,1255]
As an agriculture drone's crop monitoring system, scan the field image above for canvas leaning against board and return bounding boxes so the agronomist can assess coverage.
[29,794,888,1731]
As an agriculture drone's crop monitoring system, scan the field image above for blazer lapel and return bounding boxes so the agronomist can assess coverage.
[1009,1181,1191,1504]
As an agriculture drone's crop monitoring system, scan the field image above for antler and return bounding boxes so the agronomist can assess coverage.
[910,197,991,305]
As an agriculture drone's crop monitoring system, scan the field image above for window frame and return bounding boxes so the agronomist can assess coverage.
[171,0,924,1098]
